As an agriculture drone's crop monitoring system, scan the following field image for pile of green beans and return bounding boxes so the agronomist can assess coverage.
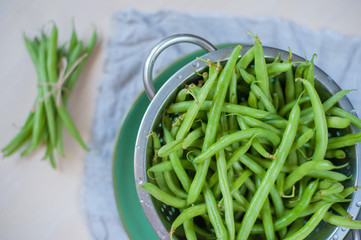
[142,34,361,240]
[2,23,97,168]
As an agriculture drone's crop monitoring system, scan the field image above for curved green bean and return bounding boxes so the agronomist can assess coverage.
[141,183,187,209]
[284,203,332,240]
[193,128,280,164]
[236,102,300,240]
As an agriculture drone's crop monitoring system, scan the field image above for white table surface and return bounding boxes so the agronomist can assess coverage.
[1,1,360,239]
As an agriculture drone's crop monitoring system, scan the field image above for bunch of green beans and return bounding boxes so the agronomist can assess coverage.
[142,34,361,240]
[2,23,97,168]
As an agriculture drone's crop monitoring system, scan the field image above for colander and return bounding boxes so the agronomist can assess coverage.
[134,34,361,239]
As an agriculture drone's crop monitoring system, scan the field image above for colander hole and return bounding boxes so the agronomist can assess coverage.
[176,74,182,79]
[171,207,176,212]
[166,216,171,221]
[341,227,347,231]
[156,230,166,239]
[168,210,173,216]
[192,62,200,68]
[137,178,144,185]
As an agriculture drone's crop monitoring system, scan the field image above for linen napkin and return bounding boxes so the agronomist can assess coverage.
[83,8,361,240]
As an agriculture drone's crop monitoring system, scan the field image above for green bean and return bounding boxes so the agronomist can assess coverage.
[29,99,46,153]
[231,191,250,211]
[63,32,97,97]
[141,183,187,209]
[256,176,277,240]
[315,181,344,196]
[147,160,195,173]
[273,93,279,111]
[285,218,304,238]
[251,82,276,113]
[250,155,296,173]
[2,117,34,156]
[37,35,57,148]
[236,117,277,159]
[248,91,258,108]
[318,179,338,190]
[168,100,281,120]
[194,224,216,239]
[307,170,351,182]
[239,154,285,219]
[276,179,318,230]
[163,125,191,192]
[171,203,207,231]
[23,36,40,67]
[187,45,242,206]
[176,65,220,140]
[291,128,314,150]
[274,78,285,109]
[325,149,346,159]
[66,41,83,70]
[324,212,361,229]
[68,27,78,53]
[267,62,294,78]
[299,89,354,125]
[239,68,255,84]
[305,54,316,86]
[297,78,328,162]
[236,101,299,240]
[241,115,283,136]
[47,25,58,84]
[163,170,188,199]
[228,137,254,168]
[279,96,310,117]
[193,128,280,164]
[284,49,295,104]
[150,133,171,194]
[183,220,197,240]
[339,186,359,198]
[251,34,271,100]
[217,149,235,240]
[265,119,289,129]
[45,141,56,169]
[326,116,351,129]
[294,62,307,98]
[55,115,64,156]
[176,88,188,102]
[208,138,254,189]
[236,46,255,70]
[229,70,239,151]
[230,170,253,195]
[284,202,332,240]
[328,107,361,129]
[327,131,361,149]
[157,139,183,157]
[331,203,351,218]
[252,179,318,236]
[284,160,345,190]
[203,183,228,240]
[56,106,89,151]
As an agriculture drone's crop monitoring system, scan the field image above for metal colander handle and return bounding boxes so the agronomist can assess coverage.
[142,34,217,100]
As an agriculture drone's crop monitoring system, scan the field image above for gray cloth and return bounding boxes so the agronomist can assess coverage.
[83,8,361,240]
